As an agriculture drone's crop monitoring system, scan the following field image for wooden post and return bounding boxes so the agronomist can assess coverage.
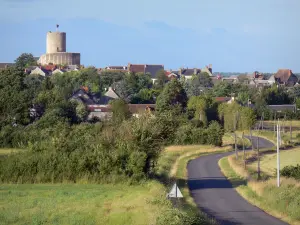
[242,132,246,169]
[250,128,254,152]
[234,132,238,159]
[261,112,264,131]
[257,136,260,180]
[290,121,292,143]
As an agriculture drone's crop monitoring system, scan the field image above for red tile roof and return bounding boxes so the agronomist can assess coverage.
[128,64,145,73]
[215,97,231,102]
[43,65,57,71]
[275,69,294,83]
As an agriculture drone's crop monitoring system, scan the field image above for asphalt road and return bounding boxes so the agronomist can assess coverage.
[187,136,288,225]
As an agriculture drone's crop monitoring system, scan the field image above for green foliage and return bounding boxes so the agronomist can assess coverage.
[174,121,223,146]
[0,114,171,183]
[184,72,213,97]
[156,79,188,112]
[75,101,88,122]
[110,99,131,124]
[154,69,168,89]
[114,73,153,102]
[14,53,37,69]
[156,208,207,225]
[280,164,300,180]
[99,71,124,91]
[0,67,32,126]
[218,102,256,132]
[206,121,224,146]
[188,96,208,126]
[237,91,249,106]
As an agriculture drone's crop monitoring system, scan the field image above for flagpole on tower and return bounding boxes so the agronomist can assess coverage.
[56,24,59,32]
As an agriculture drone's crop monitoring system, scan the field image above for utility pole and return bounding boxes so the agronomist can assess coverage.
[250,128,254,151]
[277,123,280,187]
[290,121,292,143]
[257,136,260,180]
[274,112,276,137]
[234,112,238,159]
[261,112,264,131]
[242,132,246,169]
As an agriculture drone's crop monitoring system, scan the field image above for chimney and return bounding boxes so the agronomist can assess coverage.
[194,68,197,75]
[128,63,131,72]
[179,68,182,75]
[208,64,212,74]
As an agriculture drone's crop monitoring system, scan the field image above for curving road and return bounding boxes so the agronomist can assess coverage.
[187,136,287,225]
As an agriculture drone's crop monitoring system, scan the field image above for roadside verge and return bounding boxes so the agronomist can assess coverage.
[219,155,300,225]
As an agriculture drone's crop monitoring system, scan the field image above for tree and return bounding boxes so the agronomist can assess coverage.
[15,53,37,69]
[114,73,152,103]
[110,99,131,123]
[76,101,88,122]
[0,67,31,126]
[218,102,256,132]
[237,92,249,106]
[156,79,188,112]
[212,82,232,97]
[184,72,213,97]
[154,69,168,89]
[188,96,208,126]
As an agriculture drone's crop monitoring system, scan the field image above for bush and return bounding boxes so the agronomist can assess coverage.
[206,121,224,146]
[0,115,168,183]
[174,120,223,146]
[280,164,300,180]
[174,124,194,144]
[156,208,207,225]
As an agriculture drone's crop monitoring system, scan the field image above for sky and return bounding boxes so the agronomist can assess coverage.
[1,0,300,72]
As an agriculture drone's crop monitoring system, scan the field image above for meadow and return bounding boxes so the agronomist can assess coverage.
[249,147,300,175]
[1,142,232,225]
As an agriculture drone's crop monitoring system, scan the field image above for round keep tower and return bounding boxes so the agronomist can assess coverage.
[46,31,66,54]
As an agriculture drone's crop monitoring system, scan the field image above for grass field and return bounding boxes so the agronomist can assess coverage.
[1,144,230,225]
[219,155,300,225]
[264,120,300,128]
[249,148,300,175]
[0,182,172,225]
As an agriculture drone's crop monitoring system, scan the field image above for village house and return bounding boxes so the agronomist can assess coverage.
[30,67,52,76]
[0,63,14,70]
[275,69,298,86]
[127,63,164,83]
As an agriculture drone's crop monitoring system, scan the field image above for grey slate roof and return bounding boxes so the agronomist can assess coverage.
[180,68,201,76]
[145,65,164,78]
[70,89,96,105]
[98,87,119,105]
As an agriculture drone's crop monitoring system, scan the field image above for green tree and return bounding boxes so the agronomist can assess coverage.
[154,69,168,89]
[188,96,208,126]
[0,67,31,126]
[110,99,131,123]
[206,121,224,146]
[237,92,249,106]
[76,101,88,122]
[15,53,37,69]
[212,82,232,97]
[156,79,188,112]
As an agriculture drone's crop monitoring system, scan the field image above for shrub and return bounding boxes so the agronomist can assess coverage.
[206,121,224,146]
[174,124,194,144]
[280,164,300,180]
